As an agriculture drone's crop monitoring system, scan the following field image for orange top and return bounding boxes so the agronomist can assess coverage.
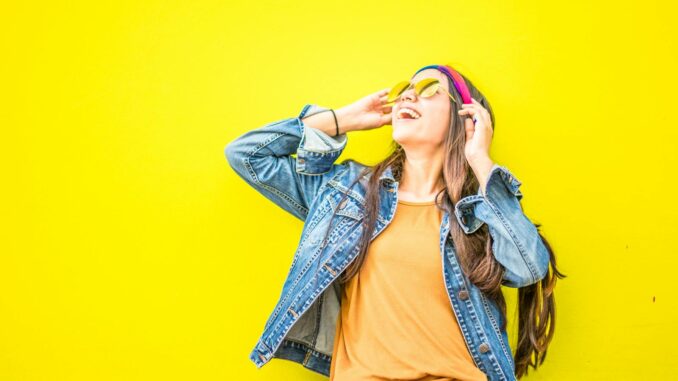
[329,199,488,381]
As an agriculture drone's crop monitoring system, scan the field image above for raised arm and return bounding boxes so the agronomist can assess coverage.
[225,88,392,221]
[453,164,550,288]
[224,104,353,221]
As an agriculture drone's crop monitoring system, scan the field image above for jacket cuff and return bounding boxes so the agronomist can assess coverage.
[295,104,348,175]
[454,164,523,233]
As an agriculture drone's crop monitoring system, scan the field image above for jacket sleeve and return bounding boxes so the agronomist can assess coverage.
[453,164,550,288]
[224,104,349,222]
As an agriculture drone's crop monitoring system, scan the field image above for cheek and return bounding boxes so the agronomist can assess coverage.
[424,107,451,138]
[429,117,449,141]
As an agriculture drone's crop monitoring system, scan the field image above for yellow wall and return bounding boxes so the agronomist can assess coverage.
[2,1,677,379]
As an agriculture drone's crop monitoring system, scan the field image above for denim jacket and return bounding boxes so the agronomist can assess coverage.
[224,104,550,381]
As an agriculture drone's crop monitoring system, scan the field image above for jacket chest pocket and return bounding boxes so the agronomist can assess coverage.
[330,191,365,221]
[304,188,365,247]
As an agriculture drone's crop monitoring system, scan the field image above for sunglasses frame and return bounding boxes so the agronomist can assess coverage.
[387,78,457,105]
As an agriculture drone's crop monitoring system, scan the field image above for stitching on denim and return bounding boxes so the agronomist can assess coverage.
[309,291,323,358]
[480,165,537,284]
[480,292,512,364]
[440,236,485,371]
[296,117,347,154]
[327,179,366,205]
[300,194,334,243]
[269,240,327,325]
[454,195,485,234]
[294,217,358,287]
[447,276,485,372]
[335,200,364,220]
[267,226,365,356]
[264,200,333,329]
[482,196,538,284]
[298,146,345,155]
[282,338,332,360]
[266,253,341,355]
[441,243,485,373]
[446,243,508,379]
[264,227,330,330]
[265,217,359,346]
[242,132,309,218]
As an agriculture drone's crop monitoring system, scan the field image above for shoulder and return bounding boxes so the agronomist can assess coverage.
[318,159,377,207]
[333,159,371,185]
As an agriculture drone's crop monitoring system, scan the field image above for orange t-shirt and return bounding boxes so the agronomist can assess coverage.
[329,199,488,381]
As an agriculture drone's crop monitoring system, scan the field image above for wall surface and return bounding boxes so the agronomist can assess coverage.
[2,1,677,380]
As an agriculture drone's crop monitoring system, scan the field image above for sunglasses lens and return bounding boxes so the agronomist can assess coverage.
[387,81,410,102]
[416,78,440,98]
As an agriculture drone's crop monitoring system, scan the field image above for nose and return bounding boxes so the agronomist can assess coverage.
[400,85,417,103]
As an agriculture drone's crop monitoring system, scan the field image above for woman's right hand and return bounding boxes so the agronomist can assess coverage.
[336,88,393,132]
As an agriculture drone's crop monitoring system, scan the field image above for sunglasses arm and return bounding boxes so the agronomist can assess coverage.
[442,88,458,105]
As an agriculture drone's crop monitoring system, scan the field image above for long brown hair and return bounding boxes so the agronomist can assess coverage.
[314,68,566,379]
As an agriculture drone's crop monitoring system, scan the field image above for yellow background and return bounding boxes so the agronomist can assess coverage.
[2,1,677,379]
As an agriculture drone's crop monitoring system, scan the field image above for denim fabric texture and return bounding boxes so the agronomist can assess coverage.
[224,104,550,380]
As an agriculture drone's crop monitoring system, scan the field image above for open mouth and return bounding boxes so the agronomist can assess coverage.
[397,107,421,120]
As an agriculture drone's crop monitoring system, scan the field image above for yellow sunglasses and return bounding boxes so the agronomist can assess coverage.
[386,78,457,105]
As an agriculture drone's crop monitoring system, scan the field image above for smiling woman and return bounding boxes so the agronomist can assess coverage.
[225,63,566,381]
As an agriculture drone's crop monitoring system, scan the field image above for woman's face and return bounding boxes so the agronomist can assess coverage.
[392,68,452,149]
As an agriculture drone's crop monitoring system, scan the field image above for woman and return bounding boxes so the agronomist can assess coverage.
[225,64,566,381]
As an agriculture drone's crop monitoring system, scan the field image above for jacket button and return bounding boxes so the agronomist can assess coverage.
[478,342,490,353]
[458,290,469,300]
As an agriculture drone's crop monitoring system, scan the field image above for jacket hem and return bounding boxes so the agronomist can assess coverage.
[248,338,331,376]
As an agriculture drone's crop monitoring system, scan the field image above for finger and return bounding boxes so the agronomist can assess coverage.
[468,99,488,115]
[464,115,475,140]
[461,102,489,122]
[460,108,481,120]
[381,111,393,126]
[458,109,484,129]
[480,108,491,122]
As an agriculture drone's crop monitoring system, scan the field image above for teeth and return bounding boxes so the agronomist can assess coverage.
[398,107,421,119]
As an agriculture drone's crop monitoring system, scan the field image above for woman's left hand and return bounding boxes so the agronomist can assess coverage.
[458,97,493,164]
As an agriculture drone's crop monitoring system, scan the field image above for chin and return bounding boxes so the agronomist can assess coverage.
[392,122,417,144]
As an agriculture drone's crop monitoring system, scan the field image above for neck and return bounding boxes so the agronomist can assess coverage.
[398,147,445,200]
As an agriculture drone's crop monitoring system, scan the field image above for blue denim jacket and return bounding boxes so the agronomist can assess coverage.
[224,104,550,381]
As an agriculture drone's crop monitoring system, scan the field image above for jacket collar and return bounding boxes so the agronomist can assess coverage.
[378,164,397,183]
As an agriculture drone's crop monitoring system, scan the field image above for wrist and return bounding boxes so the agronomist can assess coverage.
[468,155,494,196]
[334,105,359,134]
[468,153,492,168]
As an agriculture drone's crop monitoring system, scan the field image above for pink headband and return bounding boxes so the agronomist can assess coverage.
[412,64,473,105]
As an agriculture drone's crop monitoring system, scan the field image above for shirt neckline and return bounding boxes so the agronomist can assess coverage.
[398,199,437,206]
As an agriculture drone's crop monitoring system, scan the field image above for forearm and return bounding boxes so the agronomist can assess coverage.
[301,105,358,136]
[225,104,351,221]
[468,155,495,197]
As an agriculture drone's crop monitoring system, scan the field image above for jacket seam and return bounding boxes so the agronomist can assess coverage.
[242,132,309,218]
[264,224,365,357]
[481,196,538,284]
[480,292,512,364]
